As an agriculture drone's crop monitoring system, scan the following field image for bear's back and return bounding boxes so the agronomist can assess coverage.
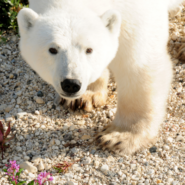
[29,0,114,15]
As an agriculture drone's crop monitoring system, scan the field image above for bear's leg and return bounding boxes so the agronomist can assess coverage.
[95,54,172,155]
[54,68,109,112]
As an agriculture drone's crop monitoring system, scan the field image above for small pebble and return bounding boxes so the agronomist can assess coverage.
[82,157,91,165]
[94,161,100,168]
[167,178,174,183]
[176,135,184,142]
[100,164,109,175]
[163,145,170,151]
[9,74,14,79]
[37,91,44,97]
[147,169,155,175]
[67,181,76,185]
[149,146,157,153]
[35,97,45,104]
[166,137,173,143]
[35,110,40,115]
[55,139,60,145]
[38,161,45,171]
[63,133,73,141]
[81,135,91,140]
[172,181,179,185]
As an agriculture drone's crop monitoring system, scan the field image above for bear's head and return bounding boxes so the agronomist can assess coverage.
[17,7,121,100]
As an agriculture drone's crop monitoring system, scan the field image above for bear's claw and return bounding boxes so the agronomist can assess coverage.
[95,124,154,155]
[55,90,107,112]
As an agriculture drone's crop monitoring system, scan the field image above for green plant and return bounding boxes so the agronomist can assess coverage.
[53,161,74,173]
[0,0,28,32]
[3,161,53,185]
[0,31,8,44]
[0,0,11,29]
[3,161,25,185]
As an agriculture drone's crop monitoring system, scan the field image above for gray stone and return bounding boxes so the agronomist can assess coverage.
[109,183,117,185]
[118,158,123,163]
[90,149,96,155]
[71,147,78,154]
[5,105,12,113]
[55,139,60,145]
[24,156,30,161]
[82,157,91,165]
[5,114,13,122]
[0,104,6,112]
[16,146,22,152]
[64,133,73,141]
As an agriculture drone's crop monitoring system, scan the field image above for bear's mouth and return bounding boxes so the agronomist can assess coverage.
[60,93,80,100]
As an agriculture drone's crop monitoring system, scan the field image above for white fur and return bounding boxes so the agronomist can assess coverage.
[17,0,182,154]
[18,1,120,98]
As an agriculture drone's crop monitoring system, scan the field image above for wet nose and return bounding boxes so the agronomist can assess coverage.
[61,79,81,94]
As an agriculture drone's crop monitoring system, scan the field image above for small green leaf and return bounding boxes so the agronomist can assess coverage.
[3,169,7,172]
[10,181,16,185]
[27,180,35,185]
[19,168,24,172]
[17,181,26,185]
[16,168,24,176]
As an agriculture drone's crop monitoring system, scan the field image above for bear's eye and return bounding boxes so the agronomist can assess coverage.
[86,48,93,54]
[49,48,58,55]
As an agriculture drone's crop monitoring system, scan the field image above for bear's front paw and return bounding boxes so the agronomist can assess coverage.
[95,124,155,155]
[57,90,107,112]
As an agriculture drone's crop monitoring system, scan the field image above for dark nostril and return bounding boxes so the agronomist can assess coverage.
[61,79,81,94]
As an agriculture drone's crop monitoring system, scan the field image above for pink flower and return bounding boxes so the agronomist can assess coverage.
[35,171,53,185]
[5,161,20,184]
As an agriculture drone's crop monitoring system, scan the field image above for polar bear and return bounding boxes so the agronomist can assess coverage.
[17,0,184,154]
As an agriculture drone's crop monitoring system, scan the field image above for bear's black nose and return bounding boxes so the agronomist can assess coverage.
[61,79,81,94]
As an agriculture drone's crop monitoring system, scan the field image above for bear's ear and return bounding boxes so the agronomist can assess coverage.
[101,10,121,36]
[17,8,39,34]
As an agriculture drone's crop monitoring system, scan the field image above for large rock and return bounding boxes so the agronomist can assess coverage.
[20,161,38,173]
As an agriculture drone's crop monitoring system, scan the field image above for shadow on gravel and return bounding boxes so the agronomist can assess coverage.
[0,56,118,176]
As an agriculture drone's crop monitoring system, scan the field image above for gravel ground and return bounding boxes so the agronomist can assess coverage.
[1,7,185,185]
